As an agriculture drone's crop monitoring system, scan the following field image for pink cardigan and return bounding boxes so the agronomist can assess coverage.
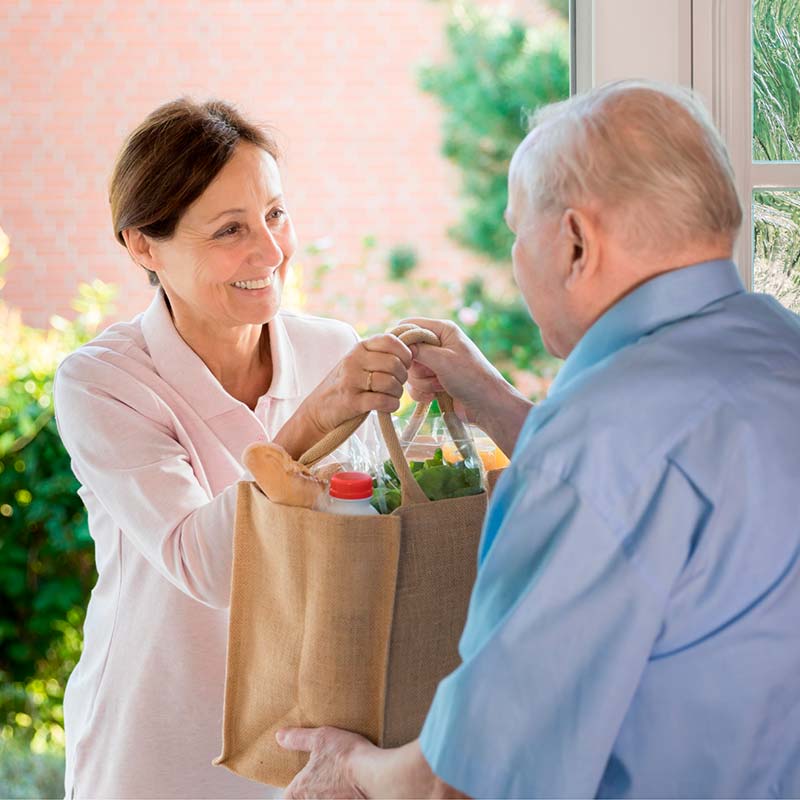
[54,290,358,799]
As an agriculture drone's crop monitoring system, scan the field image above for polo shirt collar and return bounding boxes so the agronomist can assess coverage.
[140,289,301,420]
[549,259,745,397]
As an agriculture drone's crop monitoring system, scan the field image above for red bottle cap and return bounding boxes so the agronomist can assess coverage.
[329,471,374,500]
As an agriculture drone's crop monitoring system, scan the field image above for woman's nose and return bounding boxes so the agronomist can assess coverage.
[253,224,283,268]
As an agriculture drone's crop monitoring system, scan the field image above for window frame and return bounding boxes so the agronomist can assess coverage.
[572,0,800,288]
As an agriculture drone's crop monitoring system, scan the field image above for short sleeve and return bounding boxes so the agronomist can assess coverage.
[54,354,238,609]
[419,462,707,798]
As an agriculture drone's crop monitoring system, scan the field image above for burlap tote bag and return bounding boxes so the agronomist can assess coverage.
[215,329,498,788]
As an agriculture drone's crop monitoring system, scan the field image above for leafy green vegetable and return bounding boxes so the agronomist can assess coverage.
[370,448,482,513]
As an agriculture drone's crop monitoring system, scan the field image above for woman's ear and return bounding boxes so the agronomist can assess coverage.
[122,228,160,275]
[561,208,599,290]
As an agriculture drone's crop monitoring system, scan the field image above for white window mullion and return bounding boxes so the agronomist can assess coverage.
[751,163,800,190]
[692,0,753,287]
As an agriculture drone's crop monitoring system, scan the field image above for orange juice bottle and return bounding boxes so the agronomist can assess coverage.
[442,433,510,470]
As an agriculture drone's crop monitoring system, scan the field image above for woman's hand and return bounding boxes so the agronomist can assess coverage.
[274,334,412,460]
[305,334,412,433]
[400,317,534,457]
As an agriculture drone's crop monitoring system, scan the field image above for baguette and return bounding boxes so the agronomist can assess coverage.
[243,441,328,509]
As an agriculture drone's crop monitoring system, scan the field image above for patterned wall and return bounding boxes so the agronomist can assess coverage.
[1,0,553,329]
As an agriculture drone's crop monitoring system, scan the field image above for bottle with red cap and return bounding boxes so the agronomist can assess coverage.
[326,471,379,516]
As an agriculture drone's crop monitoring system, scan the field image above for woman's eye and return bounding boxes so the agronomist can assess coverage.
[216,224,240,238]
[268,208,286,221]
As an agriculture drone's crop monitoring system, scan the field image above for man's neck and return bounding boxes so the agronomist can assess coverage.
[567,243,735,358]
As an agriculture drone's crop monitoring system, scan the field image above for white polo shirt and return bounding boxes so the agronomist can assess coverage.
[54,289,359,799]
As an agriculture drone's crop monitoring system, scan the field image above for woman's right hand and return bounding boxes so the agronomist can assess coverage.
[273,334,413,459]
[304,333,413,435]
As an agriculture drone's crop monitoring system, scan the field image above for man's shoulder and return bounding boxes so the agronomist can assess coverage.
[518,295,800,504]
[516,337,729,505]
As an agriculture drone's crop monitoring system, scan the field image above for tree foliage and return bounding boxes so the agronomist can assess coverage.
[414,1,568,382]
[419,1,570,262]
[0,279,116,771]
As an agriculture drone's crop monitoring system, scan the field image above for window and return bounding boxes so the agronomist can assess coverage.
[752,0,800,312]
[693,0,800,312]
[573,0,800,312]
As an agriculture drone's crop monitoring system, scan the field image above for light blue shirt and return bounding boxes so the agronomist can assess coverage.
[420,260,800,798]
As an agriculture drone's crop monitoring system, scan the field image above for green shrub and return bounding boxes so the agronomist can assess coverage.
[0,279,116,767]
[753,0,800,161]
[416,0,568,379]
[387,246,419,281]
[0,732,65,799]
[454,276,546,376]
[419,1,570,263]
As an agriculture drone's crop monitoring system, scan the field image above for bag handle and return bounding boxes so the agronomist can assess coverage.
[298,324,479,507]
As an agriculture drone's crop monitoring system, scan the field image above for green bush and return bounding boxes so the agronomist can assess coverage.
[455,276,546,376]
[416,0,568,378]
[0,278,116,771]
[753,0,800,161]
[0,733,66,799]
[419,1,570,262]
[387,246,419,281]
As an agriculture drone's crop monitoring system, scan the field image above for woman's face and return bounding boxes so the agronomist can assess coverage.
[151,142,297,327]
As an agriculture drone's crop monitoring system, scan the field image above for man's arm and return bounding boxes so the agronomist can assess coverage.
[278,729,471,799]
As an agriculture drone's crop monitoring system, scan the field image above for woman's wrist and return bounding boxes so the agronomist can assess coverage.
[272,401,327,461]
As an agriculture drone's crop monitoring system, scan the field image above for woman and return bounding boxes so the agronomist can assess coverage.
[53,98,412,799]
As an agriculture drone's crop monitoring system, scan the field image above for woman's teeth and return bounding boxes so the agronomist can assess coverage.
[231,277,272,290]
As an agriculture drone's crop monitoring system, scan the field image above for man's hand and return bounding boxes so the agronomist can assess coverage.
[401,317,534,456]
[278,726,372,799]
[277,728,472,799]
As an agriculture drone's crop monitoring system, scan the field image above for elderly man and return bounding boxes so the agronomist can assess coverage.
[277,80,800,798]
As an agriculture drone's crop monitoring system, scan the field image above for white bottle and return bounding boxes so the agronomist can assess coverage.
[325,472,379,516]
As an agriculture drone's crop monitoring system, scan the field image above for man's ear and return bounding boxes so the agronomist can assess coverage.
[561,208,599,290]
[121,228,161,275]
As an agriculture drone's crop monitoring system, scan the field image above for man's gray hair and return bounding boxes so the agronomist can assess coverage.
[511,80,743,250]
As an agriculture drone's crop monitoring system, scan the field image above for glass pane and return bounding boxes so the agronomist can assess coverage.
[753,0,800,161]
[753,190,800,312]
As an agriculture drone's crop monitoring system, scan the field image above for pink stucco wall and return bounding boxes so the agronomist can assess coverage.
[1,0,556,330]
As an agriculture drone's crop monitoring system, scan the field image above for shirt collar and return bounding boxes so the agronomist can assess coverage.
[549,259,745,396]
[140,289,301,420]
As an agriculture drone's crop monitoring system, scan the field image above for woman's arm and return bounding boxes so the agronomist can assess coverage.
[54,355,238,609]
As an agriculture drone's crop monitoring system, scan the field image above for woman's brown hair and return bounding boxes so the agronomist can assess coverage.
[110,98,279,286]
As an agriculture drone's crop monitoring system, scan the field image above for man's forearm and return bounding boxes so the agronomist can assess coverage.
[354,739,470,799]
[475,379,534,458]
